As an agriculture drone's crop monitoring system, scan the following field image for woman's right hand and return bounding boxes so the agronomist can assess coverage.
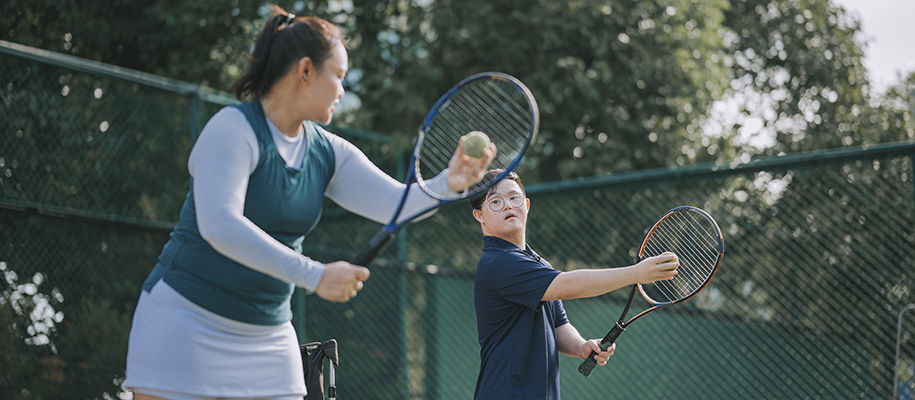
[633,253,679,284]
[315,261,371,302]
[446,135,497,192]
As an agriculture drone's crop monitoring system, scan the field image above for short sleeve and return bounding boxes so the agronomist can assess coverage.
[488,253,560,310]
[552,300,569,328]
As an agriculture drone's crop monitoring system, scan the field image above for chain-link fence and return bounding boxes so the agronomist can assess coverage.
[3,41,914,400]
[390,145,915,399]
[899,305,915,400]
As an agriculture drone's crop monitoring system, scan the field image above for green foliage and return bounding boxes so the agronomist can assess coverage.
[0,210,168,399]
[336,0,734,181]
[720,0,914,154]
[3,0,915,398]
[338,0,912,180]
[6,0,911,180]
[1,0,264,90]
[0,56,192,221]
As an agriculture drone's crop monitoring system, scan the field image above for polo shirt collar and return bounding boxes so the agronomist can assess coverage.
[483,236,542,262]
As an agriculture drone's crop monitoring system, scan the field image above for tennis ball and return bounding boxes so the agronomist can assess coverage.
[462,131,490,158]
[660,251,679,271]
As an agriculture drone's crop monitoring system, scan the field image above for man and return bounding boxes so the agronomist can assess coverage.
[470,170,679,399]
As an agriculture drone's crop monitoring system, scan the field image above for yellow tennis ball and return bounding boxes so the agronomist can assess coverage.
[660,251,679,271]
[462,131,490,158]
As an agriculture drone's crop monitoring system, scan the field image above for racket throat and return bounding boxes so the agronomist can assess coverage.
[351,228,397,266]
[599,323,626,351]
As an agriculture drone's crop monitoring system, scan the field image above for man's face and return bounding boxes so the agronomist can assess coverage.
[474,179,530,239]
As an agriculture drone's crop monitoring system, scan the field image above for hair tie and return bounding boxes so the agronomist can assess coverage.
[275,13,296,33]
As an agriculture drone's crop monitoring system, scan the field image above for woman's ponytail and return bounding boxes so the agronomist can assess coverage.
[232,5,343,102]
[232,6,294,101]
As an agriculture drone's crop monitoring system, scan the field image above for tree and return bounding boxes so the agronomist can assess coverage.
[334,0,735,181]
[717,0,914,156]
[3,0,914,398]
[1,0,264,90]
[7,0,910,176]
[335,0,913,180]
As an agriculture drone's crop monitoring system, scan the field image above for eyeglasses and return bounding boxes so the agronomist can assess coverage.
[485,194,525,212]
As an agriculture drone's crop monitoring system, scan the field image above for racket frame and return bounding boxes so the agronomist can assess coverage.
[577,205,723,377]
[351,72,539,266]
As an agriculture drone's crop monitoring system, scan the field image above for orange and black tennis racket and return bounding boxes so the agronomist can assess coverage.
[578,205,724,377]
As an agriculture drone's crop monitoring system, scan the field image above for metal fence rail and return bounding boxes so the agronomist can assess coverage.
[2,41,914,399]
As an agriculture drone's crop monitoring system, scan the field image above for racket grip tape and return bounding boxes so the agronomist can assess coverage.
[351,228,396,267]
[578,322,626,377]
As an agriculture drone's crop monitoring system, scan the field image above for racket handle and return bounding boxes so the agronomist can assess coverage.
[578,322,626,377]
[351,228,396,267]
[328,362,336,400]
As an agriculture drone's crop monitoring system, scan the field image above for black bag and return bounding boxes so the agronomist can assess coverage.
[300,339,338,400]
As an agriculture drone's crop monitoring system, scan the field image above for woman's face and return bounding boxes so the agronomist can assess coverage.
[303,41,348,124]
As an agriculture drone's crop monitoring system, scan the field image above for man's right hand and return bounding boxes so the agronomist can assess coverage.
[634,253,679,284]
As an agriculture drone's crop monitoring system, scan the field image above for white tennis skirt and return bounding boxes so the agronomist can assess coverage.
[124,280,306,399]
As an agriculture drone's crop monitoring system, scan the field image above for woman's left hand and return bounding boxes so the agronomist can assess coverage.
[446,135,497,192]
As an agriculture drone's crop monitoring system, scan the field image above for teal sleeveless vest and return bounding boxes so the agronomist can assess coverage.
[142,101,336,325]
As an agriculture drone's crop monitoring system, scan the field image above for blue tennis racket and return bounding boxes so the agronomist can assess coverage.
[351,72,539,267]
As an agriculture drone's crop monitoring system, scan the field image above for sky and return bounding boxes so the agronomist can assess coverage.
[830,0,915,92]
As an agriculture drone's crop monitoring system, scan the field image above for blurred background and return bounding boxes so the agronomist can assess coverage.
[1,0,914,399]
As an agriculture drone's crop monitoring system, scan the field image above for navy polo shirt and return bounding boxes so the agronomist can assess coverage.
[474,236,569,400]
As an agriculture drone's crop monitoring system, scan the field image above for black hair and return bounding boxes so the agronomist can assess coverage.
[232,5,344,100]
[469,170,525,210]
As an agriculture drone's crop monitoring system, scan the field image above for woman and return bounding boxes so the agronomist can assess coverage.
[124,6,495,400]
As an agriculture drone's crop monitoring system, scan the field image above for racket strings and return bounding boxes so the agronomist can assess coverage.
[650,238,714,301]
[654,213,718,286]
[648,222,716,300]
[642,210,721,303]
[418,78,534,197]
[650,220,717,299]
[453,80,532,135]
[433,83,530,159]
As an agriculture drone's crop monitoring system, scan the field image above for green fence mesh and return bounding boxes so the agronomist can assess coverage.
[900,305,915,399]
[2,41,914,400]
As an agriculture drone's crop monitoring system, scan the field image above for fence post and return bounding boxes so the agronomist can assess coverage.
[895,304,915,400]
[395,149,410,400]
[188,92,203,143]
